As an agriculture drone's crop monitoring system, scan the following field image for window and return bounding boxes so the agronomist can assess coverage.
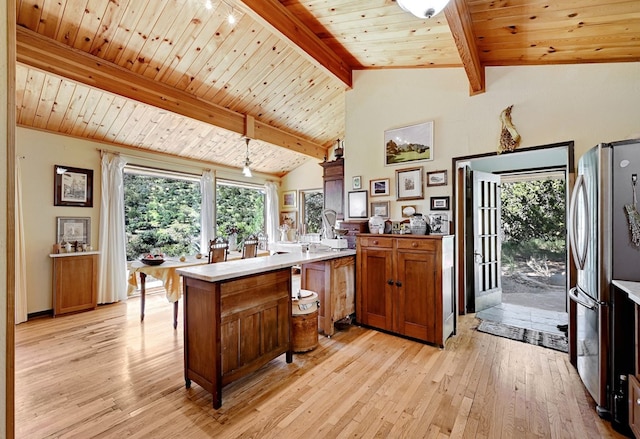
[124,166,201,261]
[216,179,265,243]
[300,189,323,234]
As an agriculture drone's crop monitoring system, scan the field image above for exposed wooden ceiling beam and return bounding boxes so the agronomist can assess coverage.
[445,0,485,95]
[15,26,328,160]
[238,0,352,88]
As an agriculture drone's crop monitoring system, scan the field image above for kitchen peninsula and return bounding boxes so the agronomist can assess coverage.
[177,249,356,408]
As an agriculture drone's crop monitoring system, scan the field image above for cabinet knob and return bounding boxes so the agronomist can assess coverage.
[395,281,402,287]
[373,240,379,245]
[387,279,394,285]
[411,242,418,247]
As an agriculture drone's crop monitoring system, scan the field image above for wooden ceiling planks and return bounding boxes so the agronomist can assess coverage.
[14,0,640,176]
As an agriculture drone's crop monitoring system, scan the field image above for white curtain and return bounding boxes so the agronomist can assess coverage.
[15,157,28,324]
[265,181,279,245]
[200,170,215,252]
[98,152,128,304]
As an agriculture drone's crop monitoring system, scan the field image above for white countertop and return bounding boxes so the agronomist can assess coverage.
[612,279,640,305]
[177,249,356,283]
[49,251,100,258]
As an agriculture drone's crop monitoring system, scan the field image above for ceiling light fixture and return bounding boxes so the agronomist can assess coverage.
[242,138,253,178]
[204,0,213,10]
[396,0,451,19]
[221,0,236,25]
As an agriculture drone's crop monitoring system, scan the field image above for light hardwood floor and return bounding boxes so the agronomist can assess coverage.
[16,291,625,439]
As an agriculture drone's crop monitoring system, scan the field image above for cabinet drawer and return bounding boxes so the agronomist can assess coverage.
[359,236,393,248]
[396,239,437,251]
[631,374,640,438]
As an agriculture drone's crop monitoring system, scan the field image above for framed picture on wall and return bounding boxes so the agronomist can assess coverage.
[430,196,450,211]
[426,170,448,187]
[54,165,94,207]
[280,211,297,230]
[370,201,390,218]
[352,176,362,190]
[282,190,297,208]
[384,120,434,166]
[56,217,91,245]
[395,166,424,201]
[370,178,390,197]
[348,190,368,218]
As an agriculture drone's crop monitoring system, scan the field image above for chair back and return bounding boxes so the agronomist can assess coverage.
[208,237,228,263]
[242,234,259,259]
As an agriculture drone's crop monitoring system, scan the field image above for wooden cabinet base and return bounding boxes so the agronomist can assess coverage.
[301,255,355,336]
[356,234,455,347]
[182,268,293,409]
[51,253,98,316]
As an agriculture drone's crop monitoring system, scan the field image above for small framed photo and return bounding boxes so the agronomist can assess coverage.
[370,178,390,197]
[348,190,368,218]
[352,176,362,190]
[54,165,94,207]
[280,211,297,230]
[56,217,91,245]
[430,196,450,211]
[282,190,297,208]
[370,201,390,218]
[429,213,449,235]
[396,166,424,201]
[426,170,448,187]
[401,205,417,218]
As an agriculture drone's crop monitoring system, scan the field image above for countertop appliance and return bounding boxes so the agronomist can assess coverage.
[569,139,640,421]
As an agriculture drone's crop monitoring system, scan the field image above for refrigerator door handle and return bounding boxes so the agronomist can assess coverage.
[569,174,589,270]
[569,286,598,310]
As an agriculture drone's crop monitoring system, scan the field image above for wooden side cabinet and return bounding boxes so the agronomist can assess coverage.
[336,220,368,249]
[320,158,344,220]
[356,234,455,347]
[50,252,99,316]
[300,255,355,336]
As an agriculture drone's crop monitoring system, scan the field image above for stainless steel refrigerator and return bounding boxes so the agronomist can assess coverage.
[569,139,640,417]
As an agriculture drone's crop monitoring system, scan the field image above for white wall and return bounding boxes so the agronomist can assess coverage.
[16,127,277,314]
[345,63,640,219]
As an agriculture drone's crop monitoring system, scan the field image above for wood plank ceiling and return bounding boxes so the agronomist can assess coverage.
[14,0,640,177]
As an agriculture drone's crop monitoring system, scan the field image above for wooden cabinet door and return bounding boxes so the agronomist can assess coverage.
[53,254,98,316]
[395,248,438,343]
[358,247,393,331]
[324,178,344,219]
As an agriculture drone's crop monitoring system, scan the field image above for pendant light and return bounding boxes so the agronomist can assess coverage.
[242,138,252,178]
[396,0,451,19]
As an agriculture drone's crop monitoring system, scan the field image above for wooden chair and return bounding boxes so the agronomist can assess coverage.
[242,234,259,259]
[208,237,228,263]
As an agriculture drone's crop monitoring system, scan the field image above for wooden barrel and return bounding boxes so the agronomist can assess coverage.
[291,309,319,352]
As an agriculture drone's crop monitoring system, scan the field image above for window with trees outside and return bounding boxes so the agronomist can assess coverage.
[124,167,266,261]
[216,179,265,247]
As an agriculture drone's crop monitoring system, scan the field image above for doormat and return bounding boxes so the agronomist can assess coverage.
[476,320,568,353]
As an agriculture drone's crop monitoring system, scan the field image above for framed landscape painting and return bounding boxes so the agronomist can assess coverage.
[384,121,434,166]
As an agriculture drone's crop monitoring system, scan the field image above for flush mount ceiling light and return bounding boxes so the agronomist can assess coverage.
[242,138,252,178]
[204,1,236,25]
[396,0,451,19]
